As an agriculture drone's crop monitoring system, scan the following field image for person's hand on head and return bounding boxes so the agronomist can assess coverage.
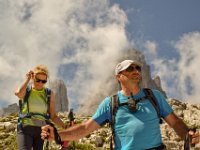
[26,70,34,80]
[118,74,133,90]
[118,74,129,84]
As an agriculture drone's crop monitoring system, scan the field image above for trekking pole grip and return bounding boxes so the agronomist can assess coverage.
[45,120,62,145]
[190,128,196,147]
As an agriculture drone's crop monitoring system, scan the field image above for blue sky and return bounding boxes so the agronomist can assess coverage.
[111,0,200,102]
[0,0,200,109]
[112,0,200,57]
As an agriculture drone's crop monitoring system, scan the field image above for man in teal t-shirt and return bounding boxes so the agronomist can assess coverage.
[41,59,199,150]
[92,89,172,149]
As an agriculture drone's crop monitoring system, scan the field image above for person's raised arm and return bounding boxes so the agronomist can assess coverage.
[15,70,33,99]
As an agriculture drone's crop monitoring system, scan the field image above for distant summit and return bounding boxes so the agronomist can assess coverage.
[78,48,167,115]
[49,79,69,112]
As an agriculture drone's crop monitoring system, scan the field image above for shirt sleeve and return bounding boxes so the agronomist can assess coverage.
[92,97,111,126]
[153,90,173,118]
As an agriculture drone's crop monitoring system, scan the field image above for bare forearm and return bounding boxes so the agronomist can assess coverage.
[15,78,30,98]
[59,119,100,141]
[171,118,189,139]
[59,123,88,141]
[165,113,189,139]
[51,116,66,129]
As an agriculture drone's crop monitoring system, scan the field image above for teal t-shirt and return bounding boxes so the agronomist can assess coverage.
[92,89,173,150]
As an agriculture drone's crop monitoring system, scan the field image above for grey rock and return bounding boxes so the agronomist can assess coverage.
[49,79,69,112]
[0,102,200,150]
[78,48,167,115]
[0,103,19,117]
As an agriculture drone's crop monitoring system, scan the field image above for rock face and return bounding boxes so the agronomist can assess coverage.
[49,80,69,112]
[160,99,200,149]
[78,48,167,115]
[0,103,19,117]
[120,49,167,97]
[0,99,200,150]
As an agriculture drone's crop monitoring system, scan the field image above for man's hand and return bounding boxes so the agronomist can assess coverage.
[189,129,199,145]
[41,125,55,141]
[118,74,132,89]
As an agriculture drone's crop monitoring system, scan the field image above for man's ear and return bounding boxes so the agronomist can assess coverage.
[116,74,121,81]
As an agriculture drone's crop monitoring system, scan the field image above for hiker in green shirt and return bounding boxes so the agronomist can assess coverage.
[15,65,67,150]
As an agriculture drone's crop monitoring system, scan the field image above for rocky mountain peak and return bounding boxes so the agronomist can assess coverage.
[78,48,167,115]
[49,79,69,112]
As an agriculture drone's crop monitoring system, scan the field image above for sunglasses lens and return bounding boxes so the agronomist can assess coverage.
[135,66,141,72]
[35,78,47,84]
[126,66,141,72]
[35,79,40,82]
[126,66,134,72]
[42,80,47,84]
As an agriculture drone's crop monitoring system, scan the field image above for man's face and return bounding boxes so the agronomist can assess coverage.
[117,64,142,85]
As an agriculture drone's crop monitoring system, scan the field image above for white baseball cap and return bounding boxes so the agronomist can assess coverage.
[115,59,142,75]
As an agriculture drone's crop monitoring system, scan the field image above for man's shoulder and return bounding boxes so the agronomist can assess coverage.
[102,96,112,105]
[142,88,162,96]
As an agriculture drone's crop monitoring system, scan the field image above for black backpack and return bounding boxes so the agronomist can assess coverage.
[109,88,163,150]
[18,87,51,122]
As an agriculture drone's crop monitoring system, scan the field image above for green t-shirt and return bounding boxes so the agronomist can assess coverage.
[20,88,49,126]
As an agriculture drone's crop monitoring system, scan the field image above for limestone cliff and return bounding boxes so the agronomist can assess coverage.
[49,79,69,112]
[78,48,167,115]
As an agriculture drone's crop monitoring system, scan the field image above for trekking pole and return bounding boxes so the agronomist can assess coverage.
[42,134,49,150]
[43,123,51,150]
[70,120,75,150]
[42,121,63,150]
[184,128,196,150]
[42,120,52,150]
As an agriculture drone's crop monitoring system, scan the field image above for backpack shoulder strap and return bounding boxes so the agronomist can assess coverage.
[45,88,51,118]
[143,88,163,124]
[18,86,32,122]
[111,94,118,126]
[110,94,118,150]
[20,86,32,113]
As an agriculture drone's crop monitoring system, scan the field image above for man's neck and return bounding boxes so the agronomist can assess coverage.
[121,85,140,96]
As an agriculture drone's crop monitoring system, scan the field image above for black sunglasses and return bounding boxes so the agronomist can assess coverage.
[125,65,141,72]
[35,78,47,84]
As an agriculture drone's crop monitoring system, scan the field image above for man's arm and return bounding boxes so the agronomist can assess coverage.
[41,118,101,141]
[164,112,188,139]
[164,112,199,145]
[59,118,101,141]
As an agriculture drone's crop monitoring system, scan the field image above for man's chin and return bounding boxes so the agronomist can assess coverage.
[131,79,141,84]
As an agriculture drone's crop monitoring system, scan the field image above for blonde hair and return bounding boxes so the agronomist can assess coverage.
[33,65,49,78]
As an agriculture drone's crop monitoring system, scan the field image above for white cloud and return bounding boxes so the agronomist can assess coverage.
[144,40,158,58]
[151,32,200,103]
[174,32,200,102]
[0,0,129,108]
